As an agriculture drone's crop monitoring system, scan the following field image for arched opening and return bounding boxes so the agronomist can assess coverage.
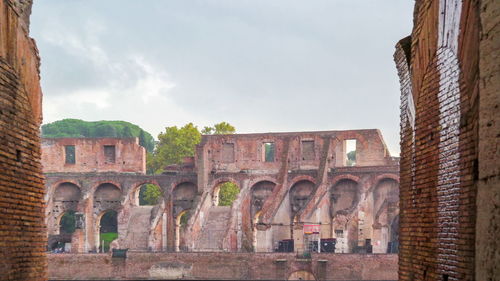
[372,178,399,253]
[288,270,316,280]
[59,210,76,234]
[213,181,240,206]
[94,183,121,211]
[250,181,275,251]
[289,180,315,216]
[98,210,118,253]
[173,182,197,252]
[49,183,82,252]
[136,183,162,206]
[330,179,359,253]
[54,182,81,204]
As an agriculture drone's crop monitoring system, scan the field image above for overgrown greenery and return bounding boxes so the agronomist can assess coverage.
[218,182,240,206]
[41,119,155,152]
[147,122,236,174]
[139,184,162,205]
[347,150,356,166]
[59,211,76,234]
[99,232,118,252]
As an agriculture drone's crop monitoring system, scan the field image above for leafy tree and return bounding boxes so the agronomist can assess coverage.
[148,123,202,174]
[202,122,236,135]
[347,150,356,166]
[123,126,134,138]
[218,182,240,206]
[41,119,155,152]
[147,122,236,174]
[139,184,162,205]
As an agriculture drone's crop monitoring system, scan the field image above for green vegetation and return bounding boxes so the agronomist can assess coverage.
[41,119,155,152]
[139,184,162,205]
[179,212,190,226]
[218,182,240,206]
[201,122,235,135]
[59,211,76,233]
[99,232,118,252]
[347,150,356,166]
[147,122,236,174]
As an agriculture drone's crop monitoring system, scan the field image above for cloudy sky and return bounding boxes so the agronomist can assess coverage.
[31,1,414,155]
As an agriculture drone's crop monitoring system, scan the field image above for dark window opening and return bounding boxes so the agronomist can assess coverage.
[301,140,315,161]
[263,142,275,162]
[104,145,116,163]
[65,145,75,164]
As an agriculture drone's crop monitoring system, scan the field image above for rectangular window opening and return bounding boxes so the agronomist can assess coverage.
[104,145,116,163]
[222,143,235,163]
[65,145,75,164]
[301,140,315,161]
[345,139,357,166]
[263,142,275,162]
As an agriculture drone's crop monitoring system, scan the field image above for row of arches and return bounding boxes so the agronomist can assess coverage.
[47,174,398,253]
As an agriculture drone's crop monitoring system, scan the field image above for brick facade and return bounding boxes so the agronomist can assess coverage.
[48,252,398,280]
[44,130,399,261]
[395,0,499,280]
[0,0,46,280]
[42,137,146,174]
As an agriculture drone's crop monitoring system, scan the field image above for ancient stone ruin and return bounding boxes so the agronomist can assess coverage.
[43,130,399,256]
[0,0,498,280]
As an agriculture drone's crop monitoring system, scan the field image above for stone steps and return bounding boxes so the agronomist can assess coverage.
[194,206,231,251]
[122,206,153,250]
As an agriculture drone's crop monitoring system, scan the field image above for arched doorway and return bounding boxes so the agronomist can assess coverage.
[98,210,118,253]
[330,179,359,253]
[288,270,316,280]
[250,181,275,251]
[172,182,197,251]
[135,183,162,206]
[49,182,82,252]
[372,178,399,253]
[213,181,240,206]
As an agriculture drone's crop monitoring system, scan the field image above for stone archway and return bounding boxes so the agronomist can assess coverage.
[249,181,276,251]
[288,270,316,280]
[212,180,240,206]
[172,182,197,252]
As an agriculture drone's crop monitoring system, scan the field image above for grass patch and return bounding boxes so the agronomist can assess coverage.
[100,232,118,252]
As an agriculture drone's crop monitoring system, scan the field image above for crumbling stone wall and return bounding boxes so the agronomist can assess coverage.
[42,137,146,174]
[48,252,398,280]
[0,0,46,280]
[44,130,399,255]
[395,0,499,280]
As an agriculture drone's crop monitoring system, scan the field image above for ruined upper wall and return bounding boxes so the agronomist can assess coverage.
[42,138,146,174]
[396,0,499,280]
[0,0,46,279]
[197,129,396,174]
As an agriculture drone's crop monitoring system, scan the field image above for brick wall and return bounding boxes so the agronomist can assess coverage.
[0,0,46,280]
[42,138,146,174]
[396,0,499,280]
[48,252,398,280]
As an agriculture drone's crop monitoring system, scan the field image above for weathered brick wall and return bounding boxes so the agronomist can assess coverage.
[48,252,398,280]
[42,137,146,174]
[476,0,500,279]
[0,0,46,280]
[396,0,498,280]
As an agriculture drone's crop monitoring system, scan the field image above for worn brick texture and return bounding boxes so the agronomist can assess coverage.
[48,252,398,280]
[395,0,499,280]
[0,0,46,280]
[42,137,146,174]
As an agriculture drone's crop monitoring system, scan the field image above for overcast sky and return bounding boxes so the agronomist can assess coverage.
[31,1,414,155]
